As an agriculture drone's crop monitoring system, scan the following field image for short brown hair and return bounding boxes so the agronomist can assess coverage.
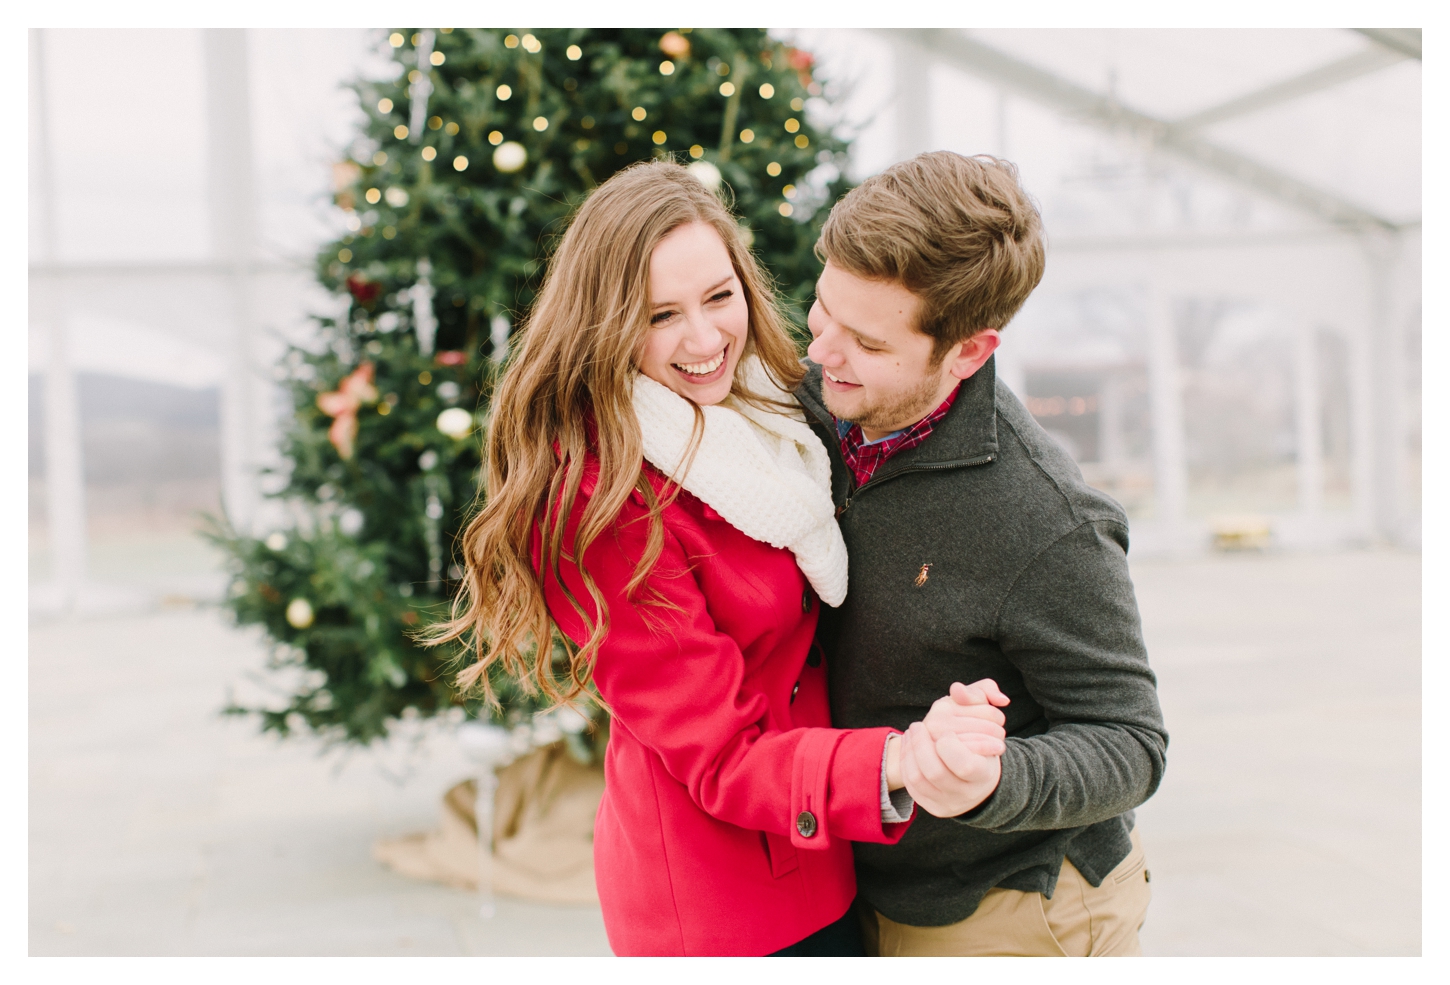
[817,151,1045,362]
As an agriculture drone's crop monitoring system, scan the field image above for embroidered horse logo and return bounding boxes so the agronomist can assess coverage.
[915,563,932,587]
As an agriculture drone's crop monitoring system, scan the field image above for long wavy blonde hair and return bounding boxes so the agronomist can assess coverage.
[430,160,806,709]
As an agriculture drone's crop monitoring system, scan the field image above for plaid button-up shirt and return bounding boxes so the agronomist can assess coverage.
[834,383,962,489]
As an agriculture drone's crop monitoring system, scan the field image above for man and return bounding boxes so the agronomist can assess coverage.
[795,151,1168,956]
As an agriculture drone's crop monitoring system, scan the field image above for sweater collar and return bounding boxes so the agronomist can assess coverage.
[795,354,1000,476]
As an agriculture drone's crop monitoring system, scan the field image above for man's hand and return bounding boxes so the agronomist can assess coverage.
[920,678,1011,743]
[900,720,1004,818]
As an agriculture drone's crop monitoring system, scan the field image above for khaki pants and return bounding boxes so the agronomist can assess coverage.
[862,827,1151,956]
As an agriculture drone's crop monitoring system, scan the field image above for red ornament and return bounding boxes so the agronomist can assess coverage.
[435,350,467,366]
[786,47,814,87]
[346,273,381,304]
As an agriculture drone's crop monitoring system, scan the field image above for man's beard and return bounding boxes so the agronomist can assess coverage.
[822,369,946,434]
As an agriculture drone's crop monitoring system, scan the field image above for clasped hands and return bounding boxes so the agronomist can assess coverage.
[884,679,1010,819]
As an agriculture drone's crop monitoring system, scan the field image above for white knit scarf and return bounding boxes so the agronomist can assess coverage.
[631,356,849,606]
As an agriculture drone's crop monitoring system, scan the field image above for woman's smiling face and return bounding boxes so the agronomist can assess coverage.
[637,221,749,406]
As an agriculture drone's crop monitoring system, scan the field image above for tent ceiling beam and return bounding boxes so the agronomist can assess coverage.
[1352,28,1421,60]
[890,29,1402,233]
[1172,45,1406,131]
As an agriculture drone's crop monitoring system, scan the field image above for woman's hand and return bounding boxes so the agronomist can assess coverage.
[886,679,1009,792]
[899,721,1004,818]
[892,679,1010,815]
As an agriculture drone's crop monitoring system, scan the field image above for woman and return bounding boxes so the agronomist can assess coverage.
[435,161,1006,956]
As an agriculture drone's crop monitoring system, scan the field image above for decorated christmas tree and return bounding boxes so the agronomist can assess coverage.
[211,28,853,753]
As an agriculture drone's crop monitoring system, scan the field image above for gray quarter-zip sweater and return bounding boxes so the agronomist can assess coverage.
[796,355,1168,928]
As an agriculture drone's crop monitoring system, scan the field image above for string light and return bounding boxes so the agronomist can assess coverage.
[778,203,794,216]
[567,44,582,60]
[496,84,512,100]
[394,124,409,139]
[338,248,353,262]
[377,97,393,113]
[372,151,388,166]
[389,33,404,47]
[422,146,437,161]
[488,130,504,145]
[385,187,408,206]
[430,51,445,65]
[652,130,667,145]
[739,129,755,143]
[418,371,432,385]
[784,118,800,133]
[408,70,421,83]
[411,33,420,45]
[659,60,674,75]
[382,226,397,239]
[533,116,549,131]
[791,97,804,111]
[719,82,735,97]
[445,121,459,135]
[759,83,774,98]
[766,161,781,176]
[689,144,704,159]
[783,184,796,199]
[365,188,382,204]
[454,155,469,171]
[795,134,809,148]
[504,35,519,48]
[631,106,647,121]
[522,34,540,53]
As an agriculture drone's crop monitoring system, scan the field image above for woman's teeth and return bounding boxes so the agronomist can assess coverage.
[673,351,725,376]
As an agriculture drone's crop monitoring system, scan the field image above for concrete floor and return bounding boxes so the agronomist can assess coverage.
[29,547,1419,956]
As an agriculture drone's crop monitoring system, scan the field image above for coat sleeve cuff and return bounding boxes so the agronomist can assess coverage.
[790,727,913,850]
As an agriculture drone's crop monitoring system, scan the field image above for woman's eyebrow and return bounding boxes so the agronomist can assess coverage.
[652,274,733,310]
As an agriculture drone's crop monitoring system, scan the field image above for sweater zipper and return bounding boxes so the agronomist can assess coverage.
[836,453,996,517]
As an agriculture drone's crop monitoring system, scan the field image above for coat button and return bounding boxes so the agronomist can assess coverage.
[796,811,817,838]
[790,682,800,703]
[806,643,822,668]
[801,588,812,613]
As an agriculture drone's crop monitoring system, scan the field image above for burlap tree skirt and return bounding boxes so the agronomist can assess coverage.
[373,741,605,905]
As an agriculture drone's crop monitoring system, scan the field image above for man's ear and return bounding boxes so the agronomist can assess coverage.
[946,329,1002,382]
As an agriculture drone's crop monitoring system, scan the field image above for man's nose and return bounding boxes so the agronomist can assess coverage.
[806,327,841,366]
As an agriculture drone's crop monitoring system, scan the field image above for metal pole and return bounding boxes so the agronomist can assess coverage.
[893,35,931,162]
[1365,234,1408,543]
[1293,318,1324,517]
[204,29,261,536]
[1146,287,1188,529]
[33,29,88,610]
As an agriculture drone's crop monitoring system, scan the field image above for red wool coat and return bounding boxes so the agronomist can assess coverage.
[535,456,911,956]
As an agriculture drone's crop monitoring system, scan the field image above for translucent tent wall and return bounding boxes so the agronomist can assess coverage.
[790,27,1421,554]
[28,29,381,613]
[28,28,1421,614]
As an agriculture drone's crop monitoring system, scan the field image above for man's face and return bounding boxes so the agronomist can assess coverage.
[805,261,959,440]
